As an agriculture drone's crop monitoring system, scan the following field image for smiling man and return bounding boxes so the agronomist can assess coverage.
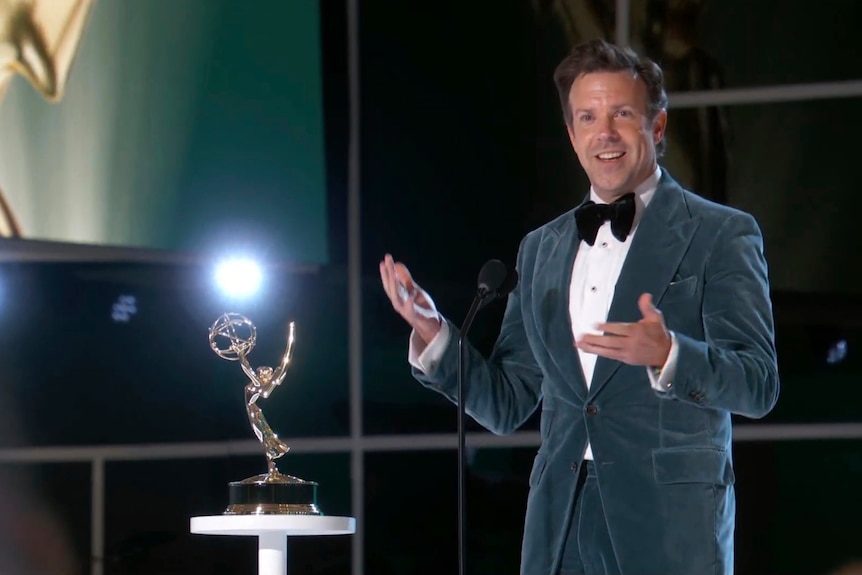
[380,39,779,575]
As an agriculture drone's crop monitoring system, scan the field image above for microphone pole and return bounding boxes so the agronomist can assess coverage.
[457,291,484,575]
[457,259,511,575]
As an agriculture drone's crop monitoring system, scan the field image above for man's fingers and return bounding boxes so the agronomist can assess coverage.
[380,258,409,310]
[380,256,435,323]
[379,260,395,300]
[380,256,420,301]
[393,261,429,308]
[394,262,415,291]
[576,320,671,367]
[576,333,626,351]
[595,322,634,336]
[380,260,400,303]
[575,338,626,361]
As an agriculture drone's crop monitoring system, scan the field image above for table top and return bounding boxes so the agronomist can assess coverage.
[191,515,356,537]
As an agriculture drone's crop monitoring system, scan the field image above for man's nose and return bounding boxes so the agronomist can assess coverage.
[597,115,620,139]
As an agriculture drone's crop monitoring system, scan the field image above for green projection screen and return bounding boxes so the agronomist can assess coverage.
[0,0,328,265]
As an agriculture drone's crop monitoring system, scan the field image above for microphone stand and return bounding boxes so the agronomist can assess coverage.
[457,287,489,575]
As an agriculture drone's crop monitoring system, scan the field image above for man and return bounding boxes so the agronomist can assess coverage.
[379,39,778,575]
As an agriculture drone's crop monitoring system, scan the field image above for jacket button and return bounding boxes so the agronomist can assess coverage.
[570,462,578,472]
[585,404,598,415]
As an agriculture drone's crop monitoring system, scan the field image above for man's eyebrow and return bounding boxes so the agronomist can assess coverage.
[574,104,637,114]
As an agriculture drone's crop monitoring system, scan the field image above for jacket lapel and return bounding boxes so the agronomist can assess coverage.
[588,171,701,399]
[534,204,589,400]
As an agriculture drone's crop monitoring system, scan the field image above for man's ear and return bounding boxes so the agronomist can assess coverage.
[652,108,668,146]
[566,122,576,148]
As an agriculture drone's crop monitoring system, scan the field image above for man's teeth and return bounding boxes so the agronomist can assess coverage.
[597,152,624,160]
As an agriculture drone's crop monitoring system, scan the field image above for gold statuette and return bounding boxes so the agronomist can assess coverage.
[209,313,321,516]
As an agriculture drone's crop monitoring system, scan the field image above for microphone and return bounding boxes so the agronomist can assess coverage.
[477,259,518,310]
[457,259,517,575]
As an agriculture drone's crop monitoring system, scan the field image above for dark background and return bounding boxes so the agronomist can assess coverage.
[0,2,860,574]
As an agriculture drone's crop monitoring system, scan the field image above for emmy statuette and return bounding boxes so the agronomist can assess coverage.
[209,313,321,516]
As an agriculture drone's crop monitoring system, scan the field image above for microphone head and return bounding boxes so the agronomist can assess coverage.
[498,268,518,298]
[477,259,508,295]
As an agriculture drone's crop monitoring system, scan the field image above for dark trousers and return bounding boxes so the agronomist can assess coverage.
[559,461,621,575]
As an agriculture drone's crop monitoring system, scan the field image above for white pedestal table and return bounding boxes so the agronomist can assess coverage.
[191,514,355,575]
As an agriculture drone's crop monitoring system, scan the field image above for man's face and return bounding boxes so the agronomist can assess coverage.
[566,71,667,202]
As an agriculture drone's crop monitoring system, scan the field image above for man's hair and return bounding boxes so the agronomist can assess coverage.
[553,39,669,155]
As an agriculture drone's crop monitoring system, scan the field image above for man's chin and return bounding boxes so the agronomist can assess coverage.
[588,174,632,196]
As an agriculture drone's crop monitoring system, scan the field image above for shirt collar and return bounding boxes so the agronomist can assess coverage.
[588,165,661,228]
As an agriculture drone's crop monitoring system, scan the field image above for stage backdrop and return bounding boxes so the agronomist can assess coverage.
[0,0,328,265]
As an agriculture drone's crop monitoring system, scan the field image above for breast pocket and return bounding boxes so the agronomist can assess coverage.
[661,275,697,304]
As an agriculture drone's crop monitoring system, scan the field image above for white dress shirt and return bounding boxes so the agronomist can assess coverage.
[409,165,679,462]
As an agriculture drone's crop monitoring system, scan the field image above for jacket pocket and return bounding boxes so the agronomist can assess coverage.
[652,446,735,485]
[528,453,548,488]
[540,409,554,440]
[662,275,697,302]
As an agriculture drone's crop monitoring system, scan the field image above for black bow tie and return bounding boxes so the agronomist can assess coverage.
[574,192,636,246]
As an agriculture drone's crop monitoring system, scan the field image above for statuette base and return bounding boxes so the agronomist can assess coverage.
[225,471,321,516]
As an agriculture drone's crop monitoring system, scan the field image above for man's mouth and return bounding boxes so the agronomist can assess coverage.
[596,151,625,161]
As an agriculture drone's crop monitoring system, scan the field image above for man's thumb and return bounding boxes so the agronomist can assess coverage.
[638,293,661,320]
[394,262,415,290]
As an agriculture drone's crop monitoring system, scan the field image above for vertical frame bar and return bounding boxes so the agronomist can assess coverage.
[615,0,630,46]
[91,457,105,575]
[346,0,364,574]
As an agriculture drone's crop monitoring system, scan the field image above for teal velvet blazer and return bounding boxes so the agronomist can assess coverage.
[413,169,779,575]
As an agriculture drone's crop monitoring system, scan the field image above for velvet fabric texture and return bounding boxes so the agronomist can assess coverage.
[412,169,779,575]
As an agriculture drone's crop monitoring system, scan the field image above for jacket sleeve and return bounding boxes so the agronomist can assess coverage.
[411,238,544,435]
[663,212,780,418]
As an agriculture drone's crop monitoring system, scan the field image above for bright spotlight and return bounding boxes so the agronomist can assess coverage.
[214,258,263,298]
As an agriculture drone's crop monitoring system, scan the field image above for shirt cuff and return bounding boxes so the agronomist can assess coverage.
[647,331,678,392]
[408,320,451,374]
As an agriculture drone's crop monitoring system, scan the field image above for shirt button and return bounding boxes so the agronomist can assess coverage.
[601,241,608,247]
[590,286,597,292]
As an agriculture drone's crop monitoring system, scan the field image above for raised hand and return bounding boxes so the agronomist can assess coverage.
[379,253,443,345]
[575,293,671,367]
